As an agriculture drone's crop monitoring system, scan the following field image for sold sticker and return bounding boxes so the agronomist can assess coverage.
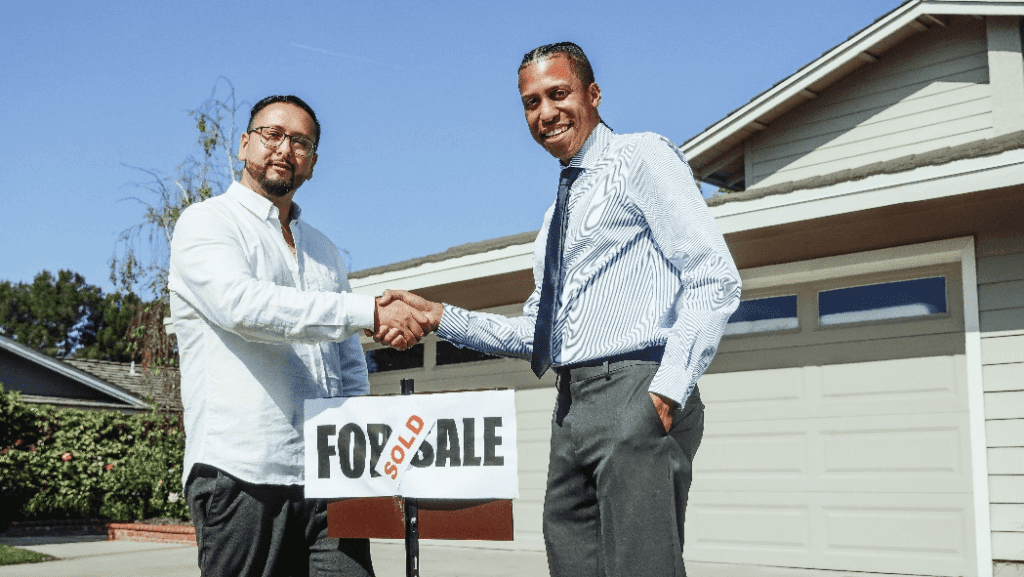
[378,413,435,484]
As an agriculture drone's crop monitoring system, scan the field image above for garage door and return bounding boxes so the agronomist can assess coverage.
[685,262,977,576]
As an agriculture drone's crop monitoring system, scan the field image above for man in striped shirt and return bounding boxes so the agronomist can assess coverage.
[378,43,741,577]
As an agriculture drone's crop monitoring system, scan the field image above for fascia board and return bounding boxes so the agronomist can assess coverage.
[683,2,923,159]
[923,1,1024,16]
[350,242,535,295]
[684,1,1024,162]
[710,147,1024,234]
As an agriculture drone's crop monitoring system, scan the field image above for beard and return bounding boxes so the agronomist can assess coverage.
[246,161,295,198]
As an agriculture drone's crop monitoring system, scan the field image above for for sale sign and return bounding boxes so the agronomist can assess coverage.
[303,390,518,499]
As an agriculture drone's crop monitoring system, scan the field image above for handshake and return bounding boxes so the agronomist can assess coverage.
[367,290,444,350]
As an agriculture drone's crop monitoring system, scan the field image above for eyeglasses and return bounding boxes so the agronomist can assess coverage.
[249,126,317,157]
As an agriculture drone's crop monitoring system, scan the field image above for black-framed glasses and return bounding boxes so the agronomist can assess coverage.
[249,126,317,157]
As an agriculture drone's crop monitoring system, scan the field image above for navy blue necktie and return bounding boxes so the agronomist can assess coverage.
[532,167,584,378]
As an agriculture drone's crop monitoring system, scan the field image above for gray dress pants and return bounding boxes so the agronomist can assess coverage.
[185,464,374,577]
[543,362,704,577]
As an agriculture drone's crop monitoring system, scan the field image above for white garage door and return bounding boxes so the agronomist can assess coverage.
[365,242,981,572]
[685,261,977,576]
[513,386,558,552]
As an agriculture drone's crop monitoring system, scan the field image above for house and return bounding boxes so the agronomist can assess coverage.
[0,335,180,413]
[0,335,151,413]
[64,358,182,412]
[349,1,1023,575]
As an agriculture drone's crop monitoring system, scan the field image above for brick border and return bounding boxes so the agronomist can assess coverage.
[105,522,196,545]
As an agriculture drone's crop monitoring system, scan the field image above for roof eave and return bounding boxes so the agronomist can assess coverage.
[681,1,1024,169]
[0,336,150,409]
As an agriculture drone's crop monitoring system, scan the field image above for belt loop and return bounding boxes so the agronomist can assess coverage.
[603,360,610,380]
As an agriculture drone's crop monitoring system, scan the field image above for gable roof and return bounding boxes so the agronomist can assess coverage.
[0,335,150,410]
[683,0,1024,192]
[64,358,181,411]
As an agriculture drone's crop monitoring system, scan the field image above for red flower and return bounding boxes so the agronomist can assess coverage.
[61,452,73,462]
[104,463,115,471]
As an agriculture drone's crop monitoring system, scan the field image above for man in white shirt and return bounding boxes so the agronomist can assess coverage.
[169,95,431,577]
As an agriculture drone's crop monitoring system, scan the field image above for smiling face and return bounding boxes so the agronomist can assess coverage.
[518,54,602,164]
[238,102,318,199]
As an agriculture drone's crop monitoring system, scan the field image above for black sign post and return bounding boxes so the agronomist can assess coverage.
[323,381,514,575]
[400,378,419,577]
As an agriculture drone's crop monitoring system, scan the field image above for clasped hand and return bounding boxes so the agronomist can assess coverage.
[366,289,444,350]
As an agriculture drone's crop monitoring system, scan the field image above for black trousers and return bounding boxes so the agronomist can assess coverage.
[543,362,704,577]
[185,464,374,577]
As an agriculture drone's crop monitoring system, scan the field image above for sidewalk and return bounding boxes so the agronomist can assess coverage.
[0,537,551,577]
[0,536,921,576]
[0,537,198,577]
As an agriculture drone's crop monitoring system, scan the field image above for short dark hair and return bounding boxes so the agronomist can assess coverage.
[247,95,321,145]
[519,42,595,87]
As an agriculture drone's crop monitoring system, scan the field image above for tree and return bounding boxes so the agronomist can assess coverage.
[0,270,142,361]
[110,77,244,298]
[73,291,141,362]
[0,270,104,358]
[109,78,245,370]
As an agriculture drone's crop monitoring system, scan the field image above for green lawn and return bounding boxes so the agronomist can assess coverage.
[0,544,50,565]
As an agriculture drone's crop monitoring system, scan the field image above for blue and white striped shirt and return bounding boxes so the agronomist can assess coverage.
[436,123,741,405]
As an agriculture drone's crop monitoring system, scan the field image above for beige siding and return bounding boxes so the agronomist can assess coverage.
[747,16,991,189]
[978,233,1024,562]
[988,448,1024,475]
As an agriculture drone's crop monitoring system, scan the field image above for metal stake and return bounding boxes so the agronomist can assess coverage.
[401,378,419,577]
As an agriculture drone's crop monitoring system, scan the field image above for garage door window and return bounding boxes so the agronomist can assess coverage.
[725,294,798,335]
[819,276,947,326]
[436,341,501,365]
[365,345,424,373]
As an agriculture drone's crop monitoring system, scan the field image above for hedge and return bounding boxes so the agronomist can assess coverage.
[0,383,188,528]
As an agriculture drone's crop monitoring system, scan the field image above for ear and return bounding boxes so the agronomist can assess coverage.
[238,131,250,161]
[588,82,601,108]
[307,152,317,181]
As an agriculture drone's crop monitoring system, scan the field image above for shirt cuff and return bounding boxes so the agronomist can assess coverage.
[436,303,471,344]
[647,367,691,407]
[346,293,377,331]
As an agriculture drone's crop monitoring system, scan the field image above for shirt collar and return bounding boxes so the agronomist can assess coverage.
[226,181,302,222]
[562,122,613,170]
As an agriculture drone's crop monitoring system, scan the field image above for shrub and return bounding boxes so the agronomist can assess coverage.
[0,384,187,525]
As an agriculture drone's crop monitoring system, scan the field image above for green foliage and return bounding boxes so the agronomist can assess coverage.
[0,384,187,524]
[0,544,49,565]
[99,414,188,521]
[125,299,177,371]
[73,291,141,362]
[0,270,103,358]
[0,270,140,362]
[0,384,39,450]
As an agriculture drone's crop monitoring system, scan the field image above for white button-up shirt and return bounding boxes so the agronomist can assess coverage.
[169,182,375,487]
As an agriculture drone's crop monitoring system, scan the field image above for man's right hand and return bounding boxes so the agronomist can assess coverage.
[369,290,443,350]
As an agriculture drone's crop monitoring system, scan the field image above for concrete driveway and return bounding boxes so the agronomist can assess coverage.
[1,536,926,576]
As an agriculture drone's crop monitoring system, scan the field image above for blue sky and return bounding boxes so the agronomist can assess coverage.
[2,0,903,296]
